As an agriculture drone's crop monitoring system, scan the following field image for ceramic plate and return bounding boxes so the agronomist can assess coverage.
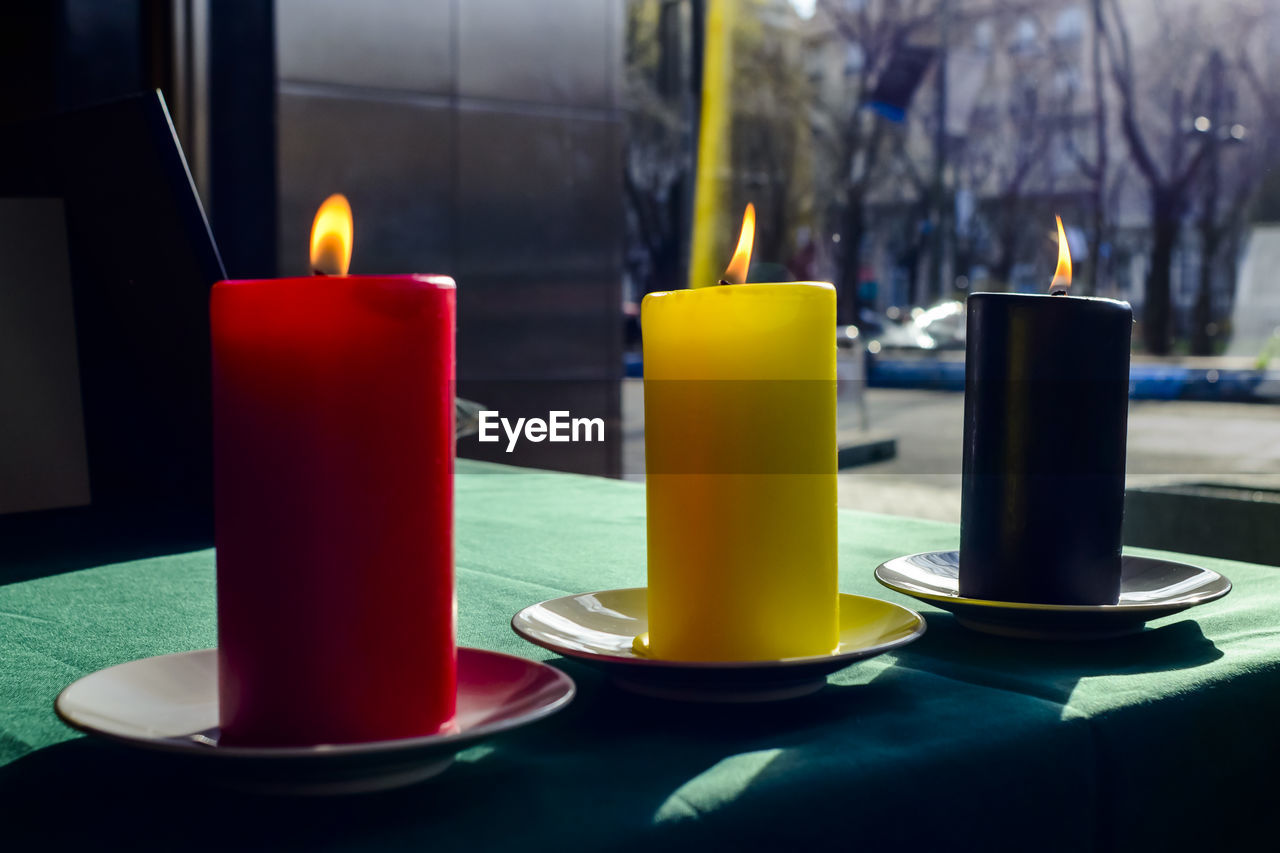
[55,647,575,795]
[875,550,1232,640]
[511,589,925,702]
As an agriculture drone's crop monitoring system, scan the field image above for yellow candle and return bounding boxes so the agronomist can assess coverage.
[641,267,838,661]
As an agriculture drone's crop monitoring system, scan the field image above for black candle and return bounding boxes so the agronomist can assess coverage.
[959,291,1132,605]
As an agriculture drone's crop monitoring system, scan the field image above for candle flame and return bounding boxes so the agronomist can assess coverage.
[1050,214,1072,293]
[310,194,353,275]
[722,203,755,284]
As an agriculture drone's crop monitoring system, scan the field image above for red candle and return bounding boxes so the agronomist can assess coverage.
[212,195,456,746]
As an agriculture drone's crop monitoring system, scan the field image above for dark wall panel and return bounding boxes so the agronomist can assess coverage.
[276,0,453,94]
[275,0,623,476]
[457,110,621,276]
[277,92,453,276]
[458,0,614,108]
[57,0,145,109]
[456,379,620,477]
[211,1,276,279]
[456,272,622,381]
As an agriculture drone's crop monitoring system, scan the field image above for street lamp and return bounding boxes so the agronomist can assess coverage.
[1189,115,1247,147]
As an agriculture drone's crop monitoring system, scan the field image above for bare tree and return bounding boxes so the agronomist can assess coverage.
[1187,49,1254,355]
[960,90,1057,288]
[816,0,938,323]
[1237,25,1280,221]
[885,141,940,305]
[1099,0,1222,354]
[623,0,695,297]
[731,10,815,267]
[1214,9,1280,342]
[928,2,1084,298]
[1055,0,1113,296]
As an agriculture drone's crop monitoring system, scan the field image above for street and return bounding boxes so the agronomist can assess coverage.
[622,381,1280,523]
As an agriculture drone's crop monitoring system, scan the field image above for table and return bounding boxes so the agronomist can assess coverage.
[2,461,1278,850]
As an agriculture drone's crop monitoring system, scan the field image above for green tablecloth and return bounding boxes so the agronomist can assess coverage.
[2,461,1278,850]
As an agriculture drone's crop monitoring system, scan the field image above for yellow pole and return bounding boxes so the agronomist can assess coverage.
[689,0,735,288]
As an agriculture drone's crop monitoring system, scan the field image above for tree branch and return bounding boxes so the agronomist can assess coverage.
[1102,0,1163,186]
[1173,137,1213,194]
[1238,51,1280,130]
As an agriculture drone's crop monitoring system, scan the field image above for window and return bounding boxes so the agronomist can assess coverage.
[1009,17,1039,55]
[1054,6,1086,43]
[973,20,994,54]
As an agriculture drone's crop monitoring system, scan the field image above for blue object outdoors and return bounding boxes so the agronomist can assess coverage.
[865,354,1279,402]
[624,354,1278,402]
[624,352,644,378]
[865,101,906,122]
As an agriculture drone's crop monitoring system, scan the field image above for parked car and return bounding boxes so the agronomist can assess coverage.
[870,301,966,352]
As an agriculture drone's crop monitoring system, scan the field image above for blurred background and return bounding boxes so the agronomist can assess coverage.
[627,0,1280,353]
[3,0,1279,560]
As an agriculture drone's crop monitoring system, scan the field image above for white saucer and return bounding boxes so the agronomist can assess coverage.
[875,550,1232,640]
[511,589,926,702]
[55,647,575,795]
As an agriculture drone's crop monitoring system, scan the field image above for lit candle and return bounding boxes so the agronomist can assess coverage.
[213,195,456,745]
[959,217,1131,605]
[641,205,839,661]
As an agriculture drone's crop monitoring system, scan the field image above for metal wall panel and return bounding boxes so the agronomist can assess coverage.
[274,0,624,475]
[276,0,453,94]
[277,92,453,276]
[456,272,621,380]
[607,0,625,114]
[456,379,621,476]
[457,109,621,276]
[211,1,277,278]
[458,0,613,108]
[57,0,145,109]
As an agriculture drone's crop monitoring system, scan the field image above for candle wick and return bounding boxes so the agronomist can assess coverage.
[1050,288,1068,296]
[717,279,731,287]
[312,269,330,277]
